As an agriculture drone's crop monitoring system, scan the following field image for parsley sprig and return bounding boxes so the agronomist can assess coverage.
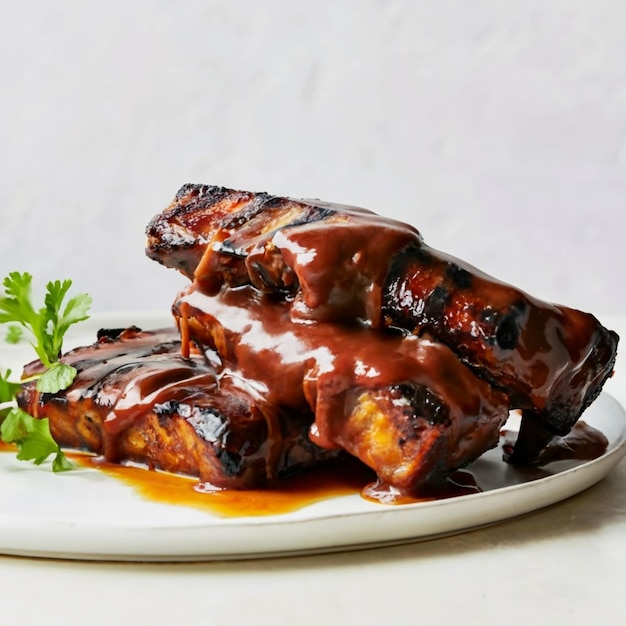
[0,272,92,471]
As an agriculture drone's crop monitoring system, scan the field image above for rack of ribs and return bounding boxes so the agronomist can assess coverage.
[146,184,619,466]
[172,285,510,494]
[17,326,337,489]
[15,182,617,499]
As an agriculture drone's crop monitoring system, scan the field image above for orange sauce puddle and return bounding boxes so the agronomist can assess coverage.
[362,469,480,505]
[74,454,378,517]
[73,455,481,516]
[1,443,482,516]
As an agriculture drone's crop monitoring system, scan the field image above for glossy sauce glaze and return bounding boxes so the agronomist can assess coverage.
[383,243,619,438]
[22,326,213,441]
[24,327,218,443]
[502,419,609,466]
[17,328,337,488]
[177,285,510,440]
[246,204,421,325]
[146,183,619,465]
[175,285,511,493]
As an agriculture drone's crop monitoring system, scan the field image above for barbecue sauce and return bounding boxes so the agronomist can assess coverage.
[148,184,618,445]
[77,455,377,517]
[82,418,610,514]
[0,416,605,517]
[383,244,620,438]
[502,420,609,465]
[74,451,482,514]
[2,183,617,515]
[176,285,511,492]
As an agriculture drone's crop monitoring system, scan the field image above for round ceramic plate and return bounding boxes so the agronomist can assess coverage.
[0,313,624,561]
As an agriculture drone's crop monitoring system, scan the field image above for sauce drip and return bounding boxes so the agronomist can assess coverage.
[362,470,481,505]
[78,455,376,517]
[502,420,609,465]
[178,286,509,452]
[0,419,609,516]
[71,419,612,514]
[78,454,482,514]
[148,184,618,447]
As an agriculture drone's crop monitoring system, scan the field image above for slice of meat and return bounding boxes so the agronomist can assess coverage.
[146,184,619,455]
[173,285,511,494]
[382,244,619,441]
[17,326,335,489]
[145,183,422,323]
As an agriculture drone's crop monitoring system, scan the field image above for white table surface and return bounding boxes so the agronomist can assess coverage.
[0,314,623,626]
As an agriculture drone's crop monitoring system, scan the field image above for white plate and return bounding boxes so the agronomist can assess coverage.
[0,313,624,562]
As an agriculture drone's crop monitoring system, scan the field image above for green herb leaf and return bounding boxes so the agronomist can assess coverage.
[0,407,74,471]
[44,280,92,359]
[52,450,75,472]
[0,272,90,472]
[5,324,23,344]
[36,362,77,394]
[0,272,91,367]
[0,369,22,403]
[0,272,37,326]
[0,406,28,441]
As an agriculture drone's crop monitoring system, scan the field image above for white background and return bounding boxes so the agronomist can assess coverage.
[0,5,625,623]
[0,1,624,318]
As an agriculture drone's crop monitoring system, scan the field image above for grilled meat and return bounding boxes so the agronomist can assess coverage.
[145,183,421,323]
[382,244,619,439]
[146,184,619,457]
[15,182,615,498]
[17,326,335,489]
[173,286,511,493]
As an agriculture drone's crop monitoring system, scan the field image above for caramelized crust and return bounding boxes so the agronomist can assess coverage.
[17,327,335,489]
[15,183,617,496]
[146,184,334,292]
[382,244,619,437]
[173,286,511,493]
[146,183,421,322]
[147,184,619,454]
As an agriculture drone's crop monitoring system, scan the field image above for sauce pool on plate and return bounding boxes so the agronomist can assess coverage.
[79,455,376,517]
[0,418,607,517]
[75,454,479,516]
